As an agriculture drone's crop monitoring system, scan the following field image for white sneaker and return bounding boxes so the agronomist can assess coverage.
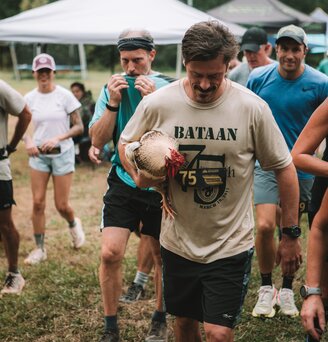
[252,285,277,317]
[70,217,85,249]
[277,288,299,317]
[24,248,47,265]
[1,272,25,295]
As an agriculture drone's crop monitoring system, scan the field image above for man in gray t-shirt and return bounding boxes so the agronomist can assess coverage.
[0,80,31,295]
[228,27,273,86]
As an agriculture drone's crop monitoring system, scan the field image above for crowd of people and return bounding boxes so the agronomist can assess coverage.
[0,19,328,342]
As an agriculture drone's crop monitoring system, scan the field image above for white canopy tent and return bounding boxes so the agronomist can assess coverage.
[0,0,246,79]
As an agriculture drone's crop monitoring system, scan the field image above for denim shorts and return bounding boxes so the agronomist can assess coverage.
[29,145,75,176]
[254,165,313,206]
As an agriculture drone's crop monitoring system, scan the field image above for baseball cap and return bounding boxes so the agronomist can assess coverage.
[240,27,268,52]
[276,25,308,48]
[32,53,56,71]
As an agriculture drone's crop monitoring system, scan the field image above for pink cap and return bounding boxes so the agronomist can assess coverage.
[32,53,56,71]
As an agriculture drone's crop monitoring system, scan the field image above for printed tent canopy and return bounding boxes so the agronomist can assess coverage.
[207,0,326,34]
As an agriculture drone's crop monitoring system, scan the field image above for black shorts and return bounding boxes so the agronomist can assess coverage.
[102,167,162,240]
[0,180,16,210]
[161,247,253,328]
[308,176,328,227]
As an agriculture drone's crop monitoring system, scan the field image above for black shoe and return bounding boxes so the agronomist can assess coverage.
[99,329,120,342]
[119,282,145,303]
[145,320,168,342]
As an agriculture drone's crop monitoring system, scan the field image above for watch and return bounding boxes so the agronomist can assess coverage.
[281,225,301,238]
[300,285,322,299]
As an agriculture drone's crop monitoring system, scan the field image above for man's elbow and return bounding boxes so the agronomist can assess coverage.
[77,123,84,135]
[274,162,297,177]
[22,106,32,123]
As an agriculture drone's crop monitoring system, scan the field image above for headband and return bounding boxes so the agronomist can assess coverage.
[117,37,155,52]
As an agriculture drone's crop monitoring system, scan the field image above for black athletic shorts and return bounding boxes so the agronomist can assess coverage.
[308,176,328,227]
[161,247,254,328]
[0,180,16,210]
[102,166,162,240]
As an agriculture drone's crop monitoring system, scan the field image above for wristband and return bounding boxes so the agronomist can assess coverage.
[106,103,119,112]
[6,144,17,155]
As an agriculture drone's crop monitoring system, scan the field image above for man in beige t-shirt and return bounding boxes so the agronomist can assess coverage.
[119,21,301,342]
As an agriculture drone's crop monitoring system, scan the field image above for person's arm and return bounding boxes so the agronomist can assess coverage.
[8,105,32,153]
[90,75,128,149]
[291,98,328,177]
[301,190,328,340]
[274,162,302,276]
[39,109,83,152]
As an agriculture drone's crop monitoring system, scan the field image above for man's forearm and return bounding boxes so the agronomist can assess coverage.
[90,109,117,149]
[275,162,299,227]
[9,106,32,149]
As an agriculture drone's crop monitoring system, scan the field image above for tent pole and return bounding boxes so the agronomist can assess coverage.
[176,44,182,79]
[78,43,87,80]
[9,43,20,81]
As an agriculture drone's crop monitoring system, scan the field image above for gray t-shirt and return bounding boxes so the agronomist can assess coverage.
[0,80,25,180]
[227,62,251,86]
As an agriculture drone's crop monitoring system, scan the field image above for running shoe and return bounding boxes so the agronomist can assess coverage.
[252,285,277,317]
[24,248,47,265]
[99,329,120,342]
[277,288,299,317]
[70,217,85,249]
[1,272,25,295]
[119,282,145,303]
[145,320,168,342]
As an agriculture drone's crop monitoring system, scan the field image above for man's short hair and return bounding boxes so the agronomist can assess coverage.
[182,21,239,65]
[117,29,155,52]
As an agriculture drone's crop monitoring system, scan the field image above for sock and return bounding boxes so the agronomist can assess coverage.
[104,315,118,332]
[68,219,76,228]
[34,233,45,250]
[8,267,19,274]
[133,271,149,288]
[282,275,294,290]
[152,310,166,323]
[260,272,272,286]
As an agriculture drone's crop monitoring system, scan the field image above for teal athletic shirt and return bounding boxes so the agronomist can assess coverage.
[247,63,328,180]
[89,73,175,188]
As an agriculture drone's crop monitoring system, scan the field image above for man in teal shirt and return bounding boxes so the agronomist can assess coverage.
[89,28,174,342]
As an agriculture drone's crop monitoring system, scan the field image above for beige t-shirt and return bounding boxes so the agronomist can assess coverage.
[121,79,291,263]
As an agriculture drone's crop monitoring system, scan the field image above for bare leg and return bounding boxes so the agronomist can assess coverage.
[174,316,202,342]
[148,237,163,311]
[255,204,277,274]
[137,234,154,274]
[53,173,74,222]
[30,169,51,235]
[99,227,130,316]
[0,208,19,271]
[204,322,233,342]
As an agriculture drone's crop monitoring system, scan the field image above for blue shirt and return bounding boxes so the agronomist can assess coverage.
[247,63,328,179]
[89,73,174,187]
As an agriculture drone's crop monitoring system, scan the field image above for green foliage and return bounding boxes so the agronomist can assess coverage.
[20,0,49,11]
[0,0,21,20]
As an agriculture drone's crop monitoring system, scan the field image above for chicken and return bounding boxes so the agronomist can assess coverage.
[125,130,185,218]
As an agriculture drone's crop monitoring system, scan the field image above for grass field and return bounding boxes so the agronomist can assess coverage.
[0,70,324,341]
